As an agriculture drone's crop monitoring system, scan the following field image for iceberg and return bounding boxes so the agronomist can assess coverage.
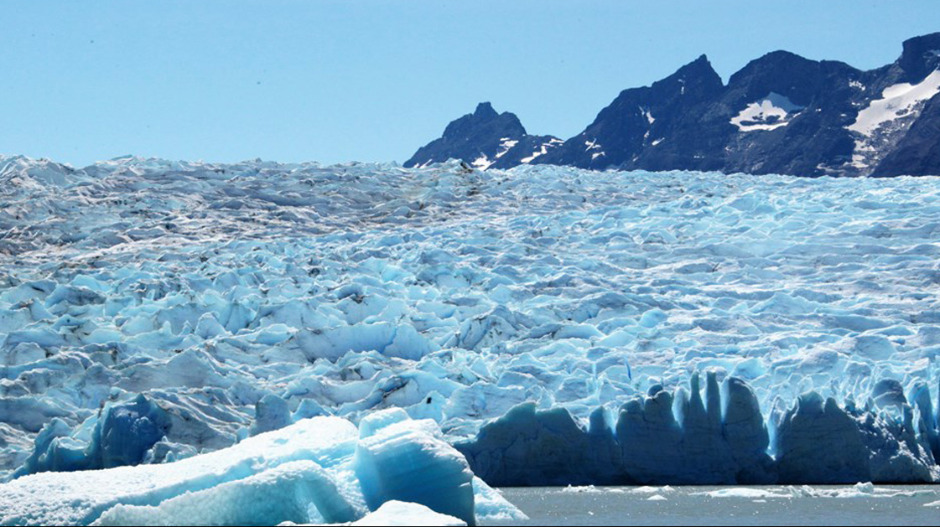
[0,411,523,526]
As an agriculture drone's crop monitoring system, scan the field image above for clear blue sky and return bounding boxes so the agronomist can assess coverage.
[1,1,938,167]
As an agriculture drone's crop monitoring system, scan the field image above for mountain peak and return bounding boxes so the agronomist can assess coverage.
[899,32,940,82]
[403,102,532,168]
[474,102,498,118]
[654,53,724,98]
[408,33,940,177]
[676,54,714,75]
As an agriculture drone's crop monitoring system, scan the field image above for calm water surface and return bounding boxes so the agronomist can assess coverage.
[489,485,940,526]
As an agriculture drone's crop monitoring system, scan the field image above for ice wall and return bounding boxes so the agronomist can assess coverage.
[457,374,940,486]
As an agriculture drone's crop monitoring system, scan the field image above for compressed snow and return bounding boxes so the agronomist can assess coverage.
[0,156,939,485]
[0,412,521,525]
[731,92,804,131]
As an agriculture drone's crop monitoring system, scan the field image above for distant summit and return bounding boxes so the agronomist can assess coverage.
[404,103,562,170]
[407,32,940,177]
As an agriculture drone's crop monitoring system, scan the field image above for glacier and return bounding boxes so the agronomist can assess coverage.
[1,154,939,502]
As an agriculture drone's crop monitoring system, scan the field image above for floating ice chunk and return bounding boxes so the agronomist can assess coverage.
[561,485,601,493]
[0,417,361,525]
[2,414,514,525]
[696,488,791,499]
[339,500,467,526]
[354,410,477,525]
[470,477,528,522]
[358,407,412,439]
[628,485,675,494]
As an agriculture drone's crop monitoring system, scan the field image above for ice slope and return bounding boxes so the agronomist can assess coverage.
[0,410,522,525]
[0,155,939,484]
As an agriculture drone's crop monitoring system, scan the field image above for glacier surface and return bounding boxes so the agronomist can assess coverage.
[0,155,939,489]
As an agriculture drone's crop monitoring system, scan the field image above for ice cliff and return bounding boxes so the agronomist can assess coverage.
[457,372,939,486]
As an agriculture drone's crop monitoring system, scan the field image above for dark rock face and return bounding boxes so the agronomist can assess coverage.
[408,33,940,177]
[875,93,940,176]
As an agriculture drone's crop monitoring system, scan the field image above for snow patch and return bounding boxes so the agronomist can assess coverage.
[494,138,518,160]
[849,70,940,137]
[520,138,562,164]
[471,155,492,170]
[731,93,804,132]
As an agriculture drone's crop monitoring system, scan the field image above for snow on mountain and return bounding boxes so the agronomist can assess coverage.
[849,70,940,137]
[409,33,940,177]
[849,70,940,170]
[730,93,804,132]
[403,103,561,171]
[0,156,938,494]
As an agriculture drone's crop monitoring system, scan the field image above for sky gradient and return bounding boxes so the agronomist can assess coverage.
[2,1,938,167]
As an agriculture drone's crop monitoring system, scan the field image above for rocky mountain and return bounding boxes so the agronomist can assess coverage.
[404,102,562,170]
[406,33,940,177]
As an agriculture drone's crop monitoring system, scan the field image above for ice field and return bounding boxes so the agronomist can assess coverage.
[1,155,940,521]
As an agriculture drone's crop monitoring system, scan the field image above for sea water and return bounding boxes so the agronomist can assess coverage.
[491,485,940,526]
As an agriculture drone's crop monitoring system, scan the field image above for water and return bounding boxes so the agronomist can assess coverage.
[488,485,940,526]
